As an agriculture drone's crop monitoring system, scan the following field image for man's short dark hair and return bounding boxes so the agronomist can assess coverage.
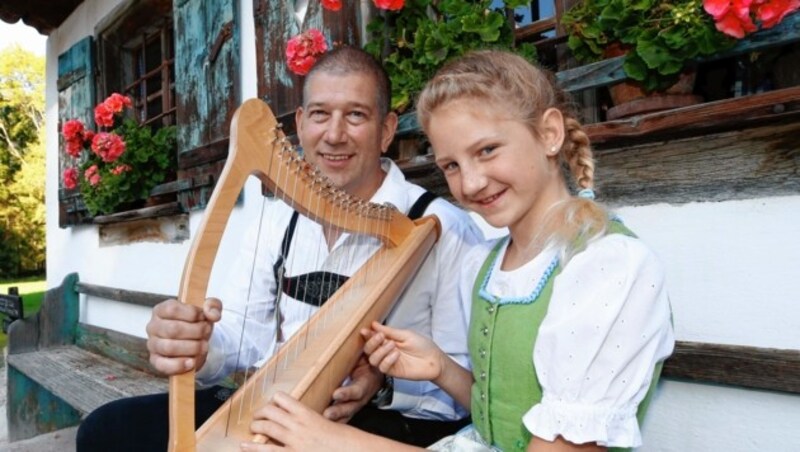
[303,46,392,118]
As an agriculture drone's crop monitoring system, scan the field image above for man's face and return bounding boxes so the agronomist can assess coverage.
[296,71,397,201]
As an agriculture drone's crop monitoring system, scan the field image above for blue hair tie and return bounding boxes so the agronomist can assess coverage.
[577,188,595,200]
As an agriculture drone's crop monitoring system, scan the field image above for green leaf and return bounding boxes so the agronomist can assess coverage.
[661,26,690,50]
[462,11,504,42]
[623,53,648,81]
[440,0,473,16]
[637,37,682,75]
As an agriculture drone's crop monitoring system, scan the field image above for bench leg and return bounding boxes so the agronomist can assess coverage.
[6,365,81,442]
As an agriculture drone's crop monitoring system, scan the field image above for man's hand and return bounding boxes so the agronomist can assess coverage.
[146,297,222,375]
[323,355,383,423]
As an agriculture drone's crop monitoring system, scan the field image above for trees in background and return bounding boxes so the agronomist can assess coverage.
[0,45,45,278]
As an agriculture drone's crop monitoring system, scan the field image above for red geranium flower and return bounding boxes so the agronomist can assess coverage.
[111,164,132,175]
[322,0,342,11]
[704,0,799,37]
[286,28,328,76]
[91,132,126,163]
[704,0,756,37]
[704,0,753,20]
[372,0,404,11]
[63,167,79,190]
[84,165,101,187]
[104,93,133,113]
[714,9,758,37]
[754,0,800,27]
[65,139,84,158]
[95,102,115,128]
[62,119,85,141]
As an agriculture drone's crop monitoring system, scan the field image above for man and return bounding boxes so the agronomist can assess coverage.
[77,46,481,451]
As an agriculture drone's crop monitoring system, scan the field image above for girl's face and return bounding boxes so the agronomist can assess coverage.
[427,98,568,238]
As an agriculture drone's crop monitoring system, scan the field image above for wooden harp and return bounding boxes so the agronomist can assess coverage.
[169,98,440,451]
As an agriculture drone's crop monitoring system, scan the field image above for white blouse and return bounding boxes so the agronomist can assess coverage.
[460,233,675,448]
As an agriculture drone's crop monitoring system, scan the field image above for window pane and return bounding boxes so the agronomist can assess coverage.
[145,37,162,72]
[147,98,161,121]
[147,72,162,97]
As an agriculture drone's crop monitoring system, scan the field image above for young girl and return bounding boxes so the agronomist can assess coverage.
[244,50,674,452]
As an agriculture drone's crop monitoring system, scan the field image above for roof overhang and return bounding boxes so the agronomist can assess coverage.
[0,0,84,36]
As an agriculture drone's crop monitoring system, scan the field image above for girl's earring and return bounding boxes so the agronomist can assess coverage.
[549,145,558,155]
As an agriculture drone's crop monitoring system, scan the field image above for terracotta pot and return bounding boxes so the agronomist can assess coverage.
[602,43,702,120]
[606,71,703,120]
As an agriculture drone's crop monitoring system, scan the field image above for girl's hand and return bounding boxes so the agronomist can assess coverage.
[243,392,360,451]
[361,321,446,382]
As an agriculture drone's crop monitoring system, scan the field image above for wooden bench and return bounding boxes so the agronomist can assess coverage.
[6,274,799,443]
[5,273,169,442]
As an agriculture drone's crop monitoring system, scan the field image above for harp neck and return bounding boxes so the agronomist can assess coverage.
[235,99,414,247]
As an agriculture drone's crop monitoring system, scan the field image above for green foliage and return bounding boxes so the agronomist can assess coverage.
[9,140,45,272]
[365,0,537,111]
[0,46,45,278]
[79,120,177,216]
[0,45,45,170]
[561,0,735,92]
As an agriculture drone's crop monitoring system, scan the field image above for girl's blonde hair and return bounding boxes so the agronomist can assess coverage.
[417,50,609,261]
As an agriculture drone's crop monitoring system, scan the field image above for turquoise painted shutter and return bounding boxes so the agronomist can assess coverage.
[254,0,363,126]
[173,0,240,210]
[57,37,95,227]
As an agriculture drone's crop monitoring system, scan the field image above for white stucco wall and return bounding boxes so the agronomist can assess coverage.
[640,380,800,451]
[615,196,800,452]
[616,196,800,350]
[43,1,799,449]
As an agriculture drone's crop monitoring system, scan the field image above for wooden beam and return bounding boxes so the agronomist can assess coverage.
[595,119,800,206]
[514,18,557,41]
[664,341,800,395]
[587,85,800,146]
[92,201,185,224]
[75,282,174,308]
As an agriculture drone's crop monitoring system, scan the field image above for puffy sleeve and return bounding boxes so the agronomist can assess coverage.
[523,234,674,447]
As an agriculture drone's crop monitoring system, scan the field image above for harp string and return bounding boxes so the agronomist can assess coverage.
[223,128,293,429]
[265,135,305,406]
[226,171,270,435]
[223,126,385,434]
[230,127,285,429]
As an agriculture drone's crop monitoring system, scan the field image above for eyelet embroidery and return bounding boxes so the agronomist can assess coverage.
[478,237,560,305]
